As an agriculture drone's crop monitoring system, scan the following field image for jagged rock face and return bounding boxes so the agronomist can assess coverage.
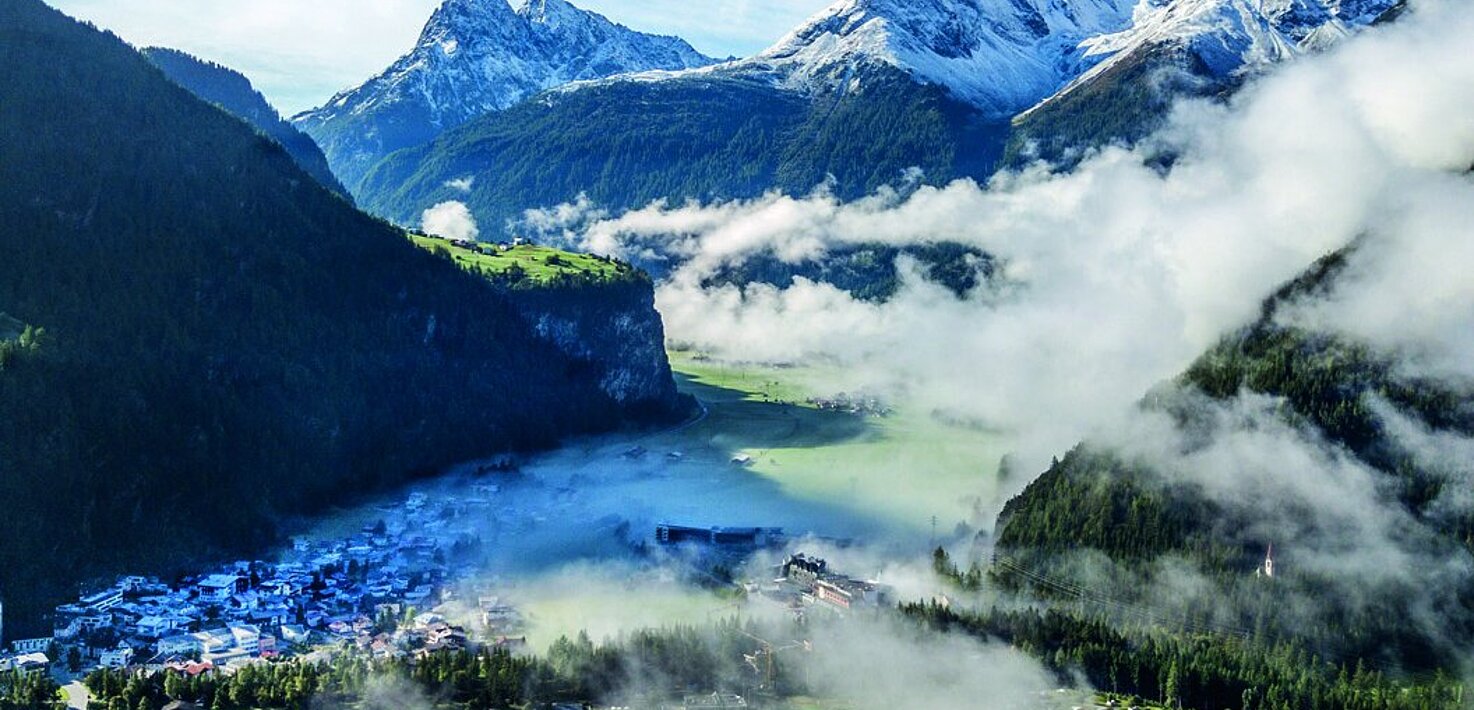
[508,281,684,410]
[1002,0,1400,166]
[293,0,716,190]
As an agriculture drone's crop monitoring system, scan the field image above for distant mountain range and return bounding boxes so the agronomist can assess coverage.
[330,0,1399,237]
[292,0,717,190]
[682,0,1137,118]
[142,47,352,200]
[1005,0,1406,164]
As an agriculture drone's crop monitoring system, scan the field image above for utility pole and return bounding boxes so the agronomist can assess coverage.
[707,599,744,627]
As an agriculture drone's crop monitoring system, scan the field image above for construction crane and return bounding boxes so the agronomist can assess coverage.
[738,629,811,693]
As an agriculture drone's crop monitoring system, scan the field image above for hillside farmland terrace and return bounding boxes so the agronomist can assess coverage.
[409,234,642,287]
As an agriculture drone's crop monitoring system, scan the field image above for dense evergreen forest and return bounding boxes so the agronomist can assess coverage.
[1180,250,1474,534]
[64,604,1474,710]
[355,69,1007,237]
[0,0,686,637]
[701,242,993,303]
[990,248,1474,675]
[78,624,769,710]
[0,669,59,710]
[902,598,1466,710]
[141,47,351,200]
[1000,45,1202,170]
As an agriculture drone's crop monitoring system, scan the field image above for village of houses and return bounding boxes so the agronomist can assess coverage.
[0,484,527,682]
[0,456,895,690]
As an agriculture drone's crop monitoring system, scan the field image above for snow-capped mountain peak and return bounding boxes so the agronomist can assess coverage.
[740,0,1140,117]
[1037,0,1399,115]
[510,0,578,25]
[294,0,717,188]
[702,0,1395,119]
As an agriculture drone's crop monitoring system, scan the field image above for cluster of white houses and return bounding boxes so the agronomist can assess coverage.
[2,486,523,675]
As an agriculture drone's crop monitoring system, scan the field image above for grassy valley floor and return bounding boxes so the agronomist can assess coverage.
[664,351,1010,542]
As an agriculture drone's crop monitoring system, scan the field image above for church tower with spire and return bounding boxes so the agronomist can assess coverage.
[1257,544,1276,578]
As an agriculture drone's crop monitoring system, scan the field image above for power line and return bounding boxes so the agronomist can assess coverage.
[988,556,1451,682]
[991,556,1254,639]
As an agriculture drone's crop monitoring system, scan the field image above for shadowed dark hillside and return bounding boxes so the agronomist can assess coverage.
[142,46,352,200]
[0,0,686,635]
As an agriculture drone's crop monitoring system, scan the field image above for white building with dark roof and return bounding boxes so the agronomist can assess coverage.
[196,575,244,602]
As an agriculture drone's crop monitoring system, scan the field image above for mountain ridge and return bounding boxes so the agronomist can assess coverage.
[351,0,1399,236]
[141,47,352,200]
[293,0,717,190]
[555,0,1137,118]
[566,0,1392,121]
[1024,0,1402,117]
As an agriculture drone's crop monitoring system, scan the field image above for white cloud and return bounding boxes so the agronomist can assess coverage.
[422,200,480,241]
[530,0,1474,491]
[1368,396,1474,518]
[1282,174,1474,380]
[1088,391,1474,655]
[802,616,1067,710]
[1116,396,1436,581]
[445,175,476,193]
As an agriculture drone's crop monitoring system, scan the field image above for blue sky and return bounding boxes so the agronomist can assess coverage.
[48,0,832,116]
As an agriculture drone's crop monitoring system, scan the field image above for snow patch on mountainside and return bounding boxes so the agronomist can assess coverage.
[745,0,1139,117]
[1034,0,1398,115]
[564,0,1396,124]
[568,0,1135,118]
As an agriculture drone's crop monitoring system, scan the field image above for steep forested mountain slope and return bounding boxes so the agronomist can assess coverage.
[0,0,687,635]
[293,0,716,190]
[141,47,351,200]
[354,0,1398,237]
[358,67,1006,236]
[993,250,1474,670]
